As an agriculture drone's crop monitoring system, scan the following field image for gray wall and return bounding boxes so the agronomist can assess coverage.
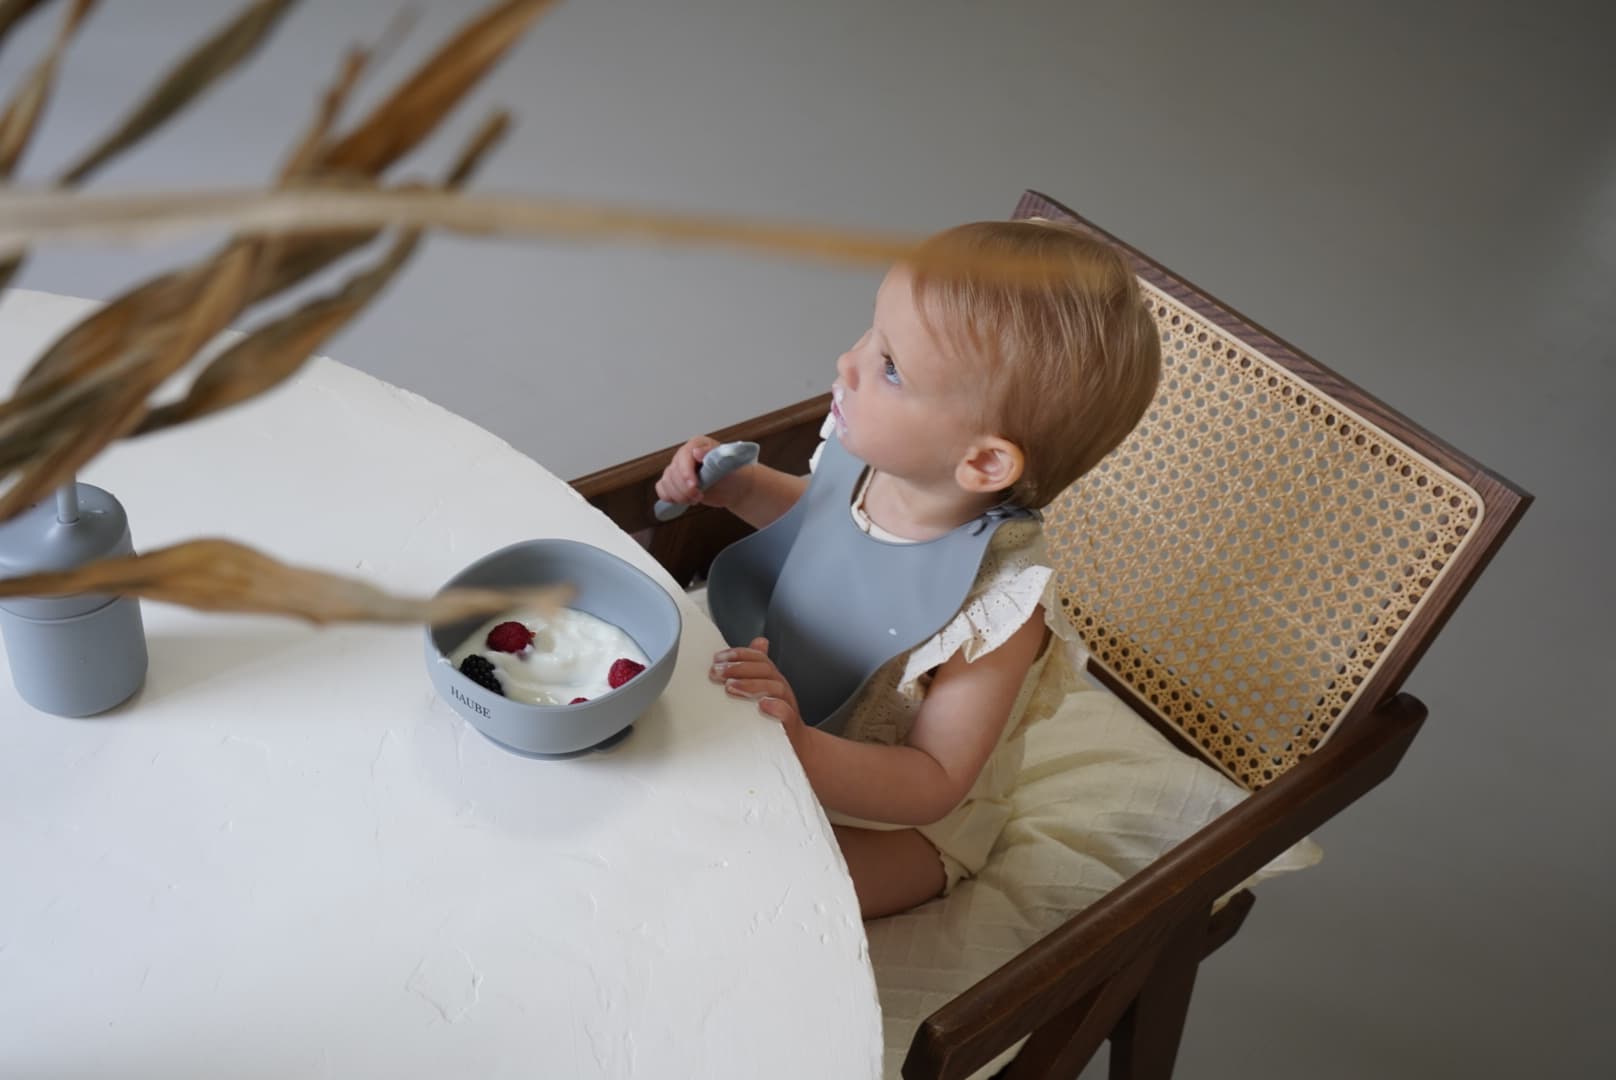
[3,2,1612,1076]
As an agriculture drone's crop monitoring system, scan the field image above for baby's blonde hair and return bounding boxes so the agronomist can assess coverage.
[908,220,1162,508]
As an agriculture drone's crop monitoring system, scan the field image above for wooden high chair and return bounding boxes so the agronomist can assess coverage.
[572,190,1531,1079]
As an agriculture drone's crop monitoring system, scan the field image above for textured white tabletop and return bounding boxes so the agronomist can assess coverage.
[0,290,880,1079]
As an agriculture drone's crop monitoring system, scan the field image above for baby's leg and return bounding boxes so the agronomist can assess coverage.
[833,825,947,919]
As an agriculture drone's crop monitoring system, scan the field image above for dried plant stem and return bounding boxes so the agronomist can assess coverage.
[0,186,1062,281]
[0,538,574,625]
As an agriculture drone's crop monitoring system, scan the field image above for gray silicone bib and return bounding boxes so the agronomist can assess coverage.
[707,435,1036,734]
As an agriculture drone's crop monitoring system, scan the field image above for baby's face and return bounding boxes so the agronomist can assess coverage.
[831,267,984,488]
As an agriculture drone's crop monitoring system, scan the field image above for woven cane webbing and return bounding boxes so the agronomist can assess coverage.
[1043,279,1484,789]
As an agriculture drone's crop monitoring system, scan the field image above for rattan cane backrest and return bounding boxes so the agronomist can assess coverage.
[1017,192,1526,790]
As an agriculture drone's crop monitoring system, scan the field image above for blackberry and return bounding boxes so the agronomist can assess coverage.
[459,654,504,696]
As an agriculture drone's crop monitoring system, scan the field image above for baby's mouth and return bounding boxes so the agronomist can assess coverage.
[831,384,848,432]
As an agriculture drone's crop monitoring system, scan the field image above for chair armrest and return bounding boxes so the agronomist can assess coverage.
[570,393,830,585]
[904,691,1429,1080]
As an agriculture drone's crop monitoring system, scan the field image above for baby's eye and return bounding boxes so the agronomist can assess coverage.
[882,357,901,385]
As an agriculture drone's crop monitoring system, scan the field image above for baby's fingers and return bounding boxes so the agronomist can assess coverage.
[709,659,774,683]
[668,462,698,501]
[712,647,769,665]
[722,677,784,702]
[658,451,701,503]
[679,454,703,495]
[758,697,798,724]
[681,439,719,494]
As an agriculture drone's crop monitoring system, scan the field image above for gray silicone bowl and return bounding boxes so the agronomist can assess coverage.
[424,538,681,756]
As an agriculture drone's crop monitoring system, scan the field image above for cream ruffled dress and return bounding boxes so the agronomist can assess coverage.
[806,421,1089,891]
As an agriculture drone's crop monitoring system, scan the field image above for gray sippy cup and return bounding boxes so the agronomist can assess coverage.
[0,482,148,717]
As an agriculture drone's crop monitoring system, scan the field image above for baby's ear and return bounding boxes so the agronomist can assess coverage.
[957,437,1025,496]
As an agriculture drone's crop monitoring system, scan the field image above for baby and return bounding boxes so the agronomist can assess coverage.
[656,220,1162,918]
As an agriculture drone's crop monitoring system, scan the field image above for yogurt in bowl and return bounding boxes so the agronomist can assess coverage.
[424,539,681,756]
[447,607,650,706]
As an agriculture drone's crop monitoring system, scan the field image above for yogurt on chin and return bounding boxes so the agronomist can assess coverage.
[448,608,648,706]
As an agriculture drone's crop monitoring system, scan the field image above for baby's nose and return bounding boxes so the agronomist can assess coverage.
[836,349,857,389]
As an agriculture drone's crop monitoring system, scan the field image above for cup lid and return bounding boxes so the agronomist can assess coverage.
[0,483,132,619]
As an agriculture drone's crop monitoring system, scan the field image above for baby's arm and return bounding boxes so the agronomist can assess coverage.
[719,466,808,530]
[655,435,807,530]
[717,611,1049,826]
[804,612,1048,824]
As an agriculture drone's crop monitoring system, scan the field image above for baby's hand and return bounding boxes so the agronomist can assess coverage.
[710,637,805,745]
[655,435,751,511]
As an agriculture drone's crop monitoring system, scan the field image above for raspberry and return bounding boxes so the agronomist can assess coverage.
[459,654,504,696]
[607,658,646,689]
[486,620,535,654]
[569,697,589,705]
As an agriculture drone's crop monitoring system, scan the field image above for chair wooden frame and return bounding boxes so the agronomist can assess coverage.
[571,191,1531,1079]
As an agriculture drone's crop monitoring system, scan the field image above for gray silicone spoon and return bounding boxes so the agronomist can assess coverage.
[653,440,761,522]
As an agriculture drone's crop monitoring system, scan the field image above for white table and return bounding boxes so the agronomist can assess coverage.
[0,290,881,1079]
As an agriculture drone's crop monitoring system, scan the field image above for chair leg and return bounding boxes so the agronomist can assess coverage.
[1108,913,1207,1080]
[1201,890,1255,958]
[1001,943,1165,1080]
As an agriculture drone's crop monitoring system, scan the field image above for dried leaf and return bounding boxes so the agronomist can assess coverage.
[59,0,297,184]
[10,2,305,398]
[4,0,529,405]
[245,45,371,302]
[365,4,419,77]
[0,239,262,519]
[322,0,551,174]
[0,0,93,175]
[0,108,509,489]
[0,0,51,55]
[138,111,510,437]
[0,538,573,625]
[443,109,510,187]
[0,0,92,294]
[0,0,555,463]
[138,230,420,436]
[250,5,430,293]
[224,0,543,293]
[276,44,366,182]
[8,265,193,401]
[7,186,374,404]
[274,3,415,180]
[0,0,582,627]
[4,0,297,359]
[0,359,120,472]
[8,2,321,396]
[9,0,268,400]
